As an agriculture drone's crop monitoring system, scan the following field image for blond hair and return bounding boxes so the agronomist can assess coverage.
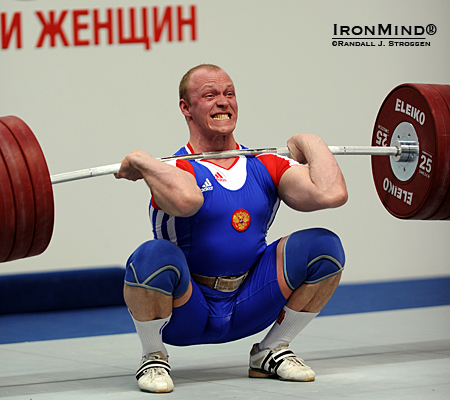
[179,64,222,105]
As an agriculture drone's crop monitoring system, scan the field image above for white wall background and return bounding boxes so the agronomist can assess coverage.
[1,0,449,283]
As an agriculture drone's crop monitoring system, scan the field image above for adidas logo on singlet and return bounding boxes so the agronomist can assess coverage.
[201,178,213,192]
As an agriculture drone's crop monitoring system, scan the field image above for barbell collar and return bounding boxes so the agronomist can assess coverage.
[391,140,420,162]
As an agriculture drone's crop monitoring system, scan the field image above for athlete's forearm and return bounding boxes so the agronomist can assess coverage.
[117,150,203,216]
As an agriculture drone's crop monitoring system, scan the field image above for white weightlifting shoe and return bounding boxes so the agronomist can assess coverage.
[249,343,315,382]
[135,351,174,393]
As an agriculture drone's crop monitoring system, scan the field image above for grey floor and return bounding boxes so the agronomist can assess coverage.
[1,305,449,399]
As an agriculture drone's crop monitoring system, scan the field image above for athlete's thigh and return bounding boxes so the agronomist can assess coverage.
[230,240,287,339]
[162,279,211,346]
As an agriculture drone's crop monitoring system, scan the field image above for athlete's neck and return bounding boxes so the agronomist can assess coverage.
[188,133,237,154]
[187,138,239,169]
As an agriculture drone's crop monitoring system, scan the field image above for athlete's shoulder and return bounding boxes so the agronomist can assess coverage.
[255,153,299,189]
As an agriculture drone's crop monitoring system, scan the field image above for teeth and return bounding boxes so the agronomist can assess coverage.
[212,114,230,120]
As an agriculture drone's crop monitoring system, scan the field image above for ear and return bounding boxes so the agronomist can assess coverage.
[179,99,191,118]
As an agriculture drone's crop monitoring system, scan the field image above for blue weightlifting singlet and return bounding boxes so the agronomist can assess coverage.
[149,144,297,278]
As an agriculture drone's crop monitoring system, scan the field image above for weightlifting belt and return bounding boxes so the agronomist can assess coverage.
[191,271,248,292]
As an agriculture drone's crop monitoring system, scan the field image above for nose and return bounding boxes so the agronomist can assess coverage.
[216,94,229,107]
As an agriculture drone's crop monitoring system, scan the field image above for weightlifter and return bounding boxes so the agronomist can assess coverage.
[115,64,348,393]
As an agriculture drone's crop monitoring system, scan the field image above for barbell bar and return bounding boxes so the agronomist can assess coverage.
[0,82,449,264]
[49,143,414,185]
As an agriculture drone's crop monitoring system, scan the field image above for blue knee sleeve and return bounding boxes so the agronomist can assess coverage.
[283,228,345,289]
[124,239,190,298]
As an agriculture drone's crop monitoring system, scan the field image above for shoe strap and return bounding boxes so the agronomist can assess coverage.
[261,348,296,374]
[136,359,171,380]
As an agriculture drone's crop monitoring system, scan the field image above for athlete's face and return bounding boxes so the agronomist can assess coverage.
[181,68,238,139]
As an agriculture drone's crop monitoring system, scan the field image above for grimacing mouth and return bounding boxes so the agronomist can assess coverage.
[211,113,232,120]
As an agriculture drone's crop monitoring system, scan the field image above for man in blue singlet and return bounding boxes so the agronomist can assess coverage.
[115,64,348,393]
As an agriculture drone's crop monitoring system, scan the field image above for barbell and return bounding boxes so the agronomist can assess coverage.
[0,83,449,263]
